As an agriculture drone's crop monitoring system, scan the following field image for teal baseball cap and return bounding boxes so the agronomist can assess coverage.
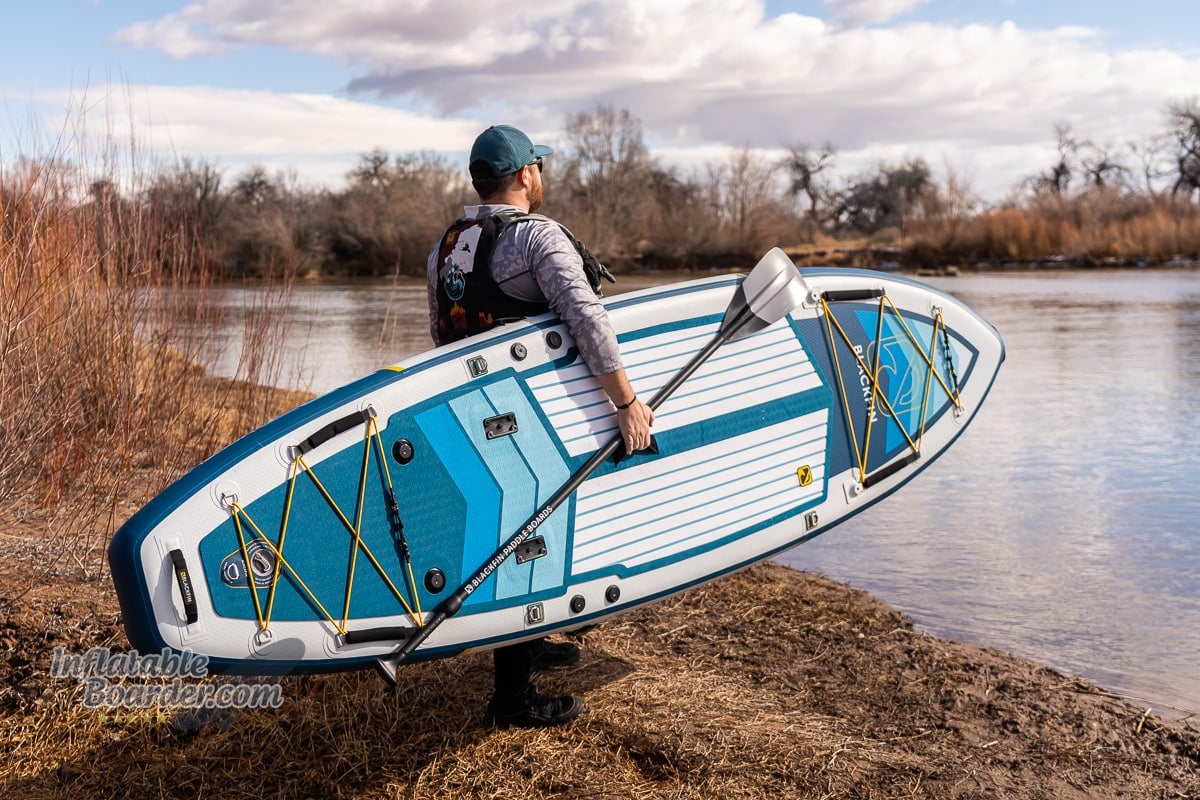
[469,125,554,178]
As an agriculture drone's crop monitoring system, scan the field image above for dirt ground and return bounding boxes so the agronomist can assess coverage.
[2,539,1198,799]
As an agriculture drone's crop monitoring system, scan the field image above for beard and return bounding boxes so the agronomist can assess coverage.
[526,180,543,213]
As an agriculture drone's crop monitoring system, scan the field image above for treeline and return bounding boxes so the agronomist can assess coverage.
[13,101,1200,279]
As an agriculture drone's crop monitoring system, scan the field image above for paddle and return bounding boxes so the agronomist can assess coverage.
[376,247,809,680]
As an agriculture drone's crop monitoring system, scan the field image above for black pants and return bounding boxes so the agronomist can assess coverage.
[492,638,545,709]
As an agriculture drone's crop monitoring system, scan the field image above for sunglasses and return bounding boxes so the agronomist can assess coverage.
[529,157,544,173]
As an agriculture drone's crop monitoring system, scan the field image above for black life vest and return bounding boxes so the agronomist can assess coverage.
[434,211,614,344]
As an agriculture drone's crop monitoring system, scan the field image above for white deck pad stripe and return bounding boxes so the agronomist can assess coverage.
[529,321,820,456]
[572,410,828,572]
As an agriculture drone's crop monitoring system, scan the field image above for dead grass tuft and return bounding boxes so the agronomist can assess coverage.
[1,138,302,592]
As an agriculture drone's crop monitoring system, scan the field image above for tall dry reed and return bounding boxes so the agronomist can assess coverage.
[909,190,1200,265]
[0,124,299,591]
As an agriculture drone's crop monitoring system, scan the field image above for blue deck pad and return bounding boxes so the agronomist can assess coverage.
[481,381,572,596]
[418,377,571,608]
[199,435,417,622]
[414,404,502,606]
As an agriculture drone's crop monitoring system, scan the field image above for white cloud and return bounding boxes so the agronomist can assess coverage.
[36,84,483,186]
[103,0,1200,197]
[824,0,932,27]
[113,12,228,59]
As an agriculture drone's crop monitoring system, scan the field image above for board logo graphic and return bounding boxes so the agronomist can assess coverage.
[866,334,920,417]
[796,465,813,487]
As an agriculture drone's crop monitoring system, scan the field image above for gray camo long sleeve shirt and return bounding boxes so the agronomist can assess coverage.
[426,204,623,375]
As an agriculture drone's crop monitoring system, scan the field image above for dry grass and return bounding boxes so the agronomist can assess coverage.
[2,561,1198,799]
[908,191,1200,266]
[0,143,300,592]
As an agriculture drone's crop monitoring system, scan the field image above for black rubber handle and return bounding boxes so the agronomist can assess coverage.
[822,288,885,303]
[343,626,416,645]
[295,409,372,455]
[863,452,921,488]
[169,549,199,625]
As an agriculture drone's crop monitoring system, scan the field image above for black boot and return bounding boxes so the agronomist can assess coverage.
[486,684,583,728]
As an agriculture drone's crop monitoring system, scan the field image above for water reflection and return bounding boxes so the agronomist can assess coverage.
[195,273,704,392]
[189,278,436,392]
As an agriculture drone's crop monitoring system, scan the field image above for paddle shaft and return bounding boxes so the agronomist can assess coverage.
[392,303,755,662]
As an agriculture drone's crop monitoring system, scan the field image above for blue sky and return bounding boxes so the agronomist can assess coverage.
[3,1,1198,198]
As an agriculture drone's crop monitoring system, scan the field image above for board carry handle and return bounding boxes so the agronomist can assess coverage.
[611,434,659,465]
[822,288,884,303]
[168,549,199,625]
[343,626,416,645]
[862,451,921,488]
[295,408,374,455]
[382,248,810,670]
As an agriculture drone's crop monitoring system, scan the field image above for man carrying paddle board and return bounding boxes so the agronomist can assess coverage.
[426,124,654,728]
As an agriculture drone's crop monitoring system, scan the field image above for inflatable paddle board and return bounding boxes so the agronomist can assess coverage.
[109,250,1004,677]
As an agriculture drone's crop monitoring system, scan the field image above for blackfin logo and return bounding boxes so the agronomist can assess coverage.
[866,334,920,417]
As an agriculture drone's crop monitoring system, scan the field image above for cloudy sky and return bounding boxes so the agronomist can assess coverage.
[2,0,1198,198]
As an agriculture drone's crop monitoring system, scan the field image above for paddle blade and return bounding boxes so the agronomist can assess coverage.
[721,247,810,341]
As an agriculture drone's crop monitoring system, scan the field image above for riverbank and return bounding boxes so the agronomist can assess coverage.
[2,549,1197,798]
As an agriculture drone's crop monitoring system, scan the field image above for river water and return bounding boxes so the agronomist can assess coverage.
[199,268,1200,713]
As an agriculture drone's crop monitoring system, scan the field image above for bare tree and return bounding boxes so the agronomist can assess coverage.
[321,151,470,275]
[148,158,226,233]
[631,165,721,267]
[917,159,980,243]
[938,160,980,220]
[1128,135,1172,195]
[142,158,227,275]
[1080,142,1131,190]
[1166,98,1200,200]
[783,143,836,229]
[1030,122,1082,195]
[558,106,652,255]
[233,165,279,209]
[722,148,783,251]
[225,165,312,275]
[832,158,933,237]
[349,149,392,189]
